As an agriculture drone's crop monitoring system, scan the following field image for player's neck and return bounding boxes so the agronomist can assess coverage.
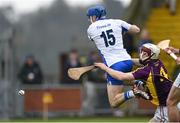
[148,59,159,65]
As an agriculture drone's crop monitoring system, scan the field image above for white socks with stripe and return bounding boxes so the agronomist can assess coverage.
[124,90,135,100]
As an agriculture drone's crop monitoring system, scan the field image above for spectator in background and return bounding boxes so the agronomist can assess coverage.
[87,51,106,83]
[18,55,43,84]
[87,51,99,65]
[137,29,153,50]
[166,0,176,15]
[62,49,82,84]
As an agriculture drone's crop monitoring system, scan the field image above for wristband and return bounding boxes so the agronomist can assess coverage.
[170,53,178,60]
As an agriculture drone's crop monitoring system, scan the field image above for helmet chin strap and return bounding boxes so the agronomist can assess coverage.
[140,53,155,65]
[96,15,101,21]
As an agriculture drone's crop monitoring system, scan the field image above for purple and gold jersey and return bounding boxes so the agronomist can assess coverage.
[132,60,172,106]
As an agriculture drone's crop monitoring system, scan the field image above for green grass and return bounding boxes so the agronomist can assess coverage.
[1,116,151,122]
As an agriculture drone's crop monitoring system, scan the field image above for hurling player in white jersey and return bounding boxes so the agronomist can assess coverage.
[86,5,141,108]
[165,46,180,122]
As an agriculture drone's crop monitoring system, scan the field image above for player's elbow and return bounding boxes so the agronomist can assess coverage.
[110,95,124,108]
[133,25,140,33]
[129,25,140,34]
[110,103,119,108]
[109,99,120,108]
[166,96,177,106]
[117,73,127,81]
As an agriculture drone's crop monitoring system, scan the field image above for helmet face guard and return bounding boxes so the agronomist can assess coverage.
[139,46,154,65]
[139,43,160,65]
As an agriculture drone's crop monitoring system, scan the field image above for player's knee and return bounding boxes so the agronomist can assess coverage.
[167,98,173,106]
[109,97,122,108]
[109,101,118,108]
[167,97,177,106]
[109,98,119,108]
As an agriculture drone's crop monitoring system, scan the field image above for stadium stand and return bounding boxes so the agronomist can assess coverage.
[145,1,180,78]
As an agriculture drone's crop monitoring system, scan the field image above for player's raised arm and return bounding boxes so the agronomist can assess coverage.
[121,21,140,34]
[165,47,180,54]
[94,63,135,81]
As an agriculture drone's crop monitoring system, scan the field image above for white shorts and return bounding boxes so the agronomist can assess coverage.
[153,103,180,122]
[153,106,168,122]
[173,73,180,88]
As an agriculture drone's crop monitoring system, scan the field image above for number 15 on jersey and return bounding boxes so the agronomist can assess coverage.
[100,29,116,47]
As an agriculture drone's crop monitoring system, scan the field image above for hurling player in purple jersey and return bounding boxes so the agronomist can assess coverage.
[95,43,174,122]
[165,46,180,122]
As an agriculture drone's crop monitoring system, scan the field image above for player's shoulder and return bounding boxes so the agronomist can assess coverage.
[87,19,124,32]
[87,20,107,32]
[134,64,150,72]
[87,22,96,33]
[110,19,125,23]
[152,59,164,67]
[88,19,108,28]
[157,60,167,69]
[158,59,164,65]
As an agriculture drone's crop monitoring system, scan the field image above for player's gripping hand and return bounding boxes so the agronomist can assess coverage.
[132,86,150,100]
[132,80,150,100]
[134,80,145,88]
[164,47,179,54]
[94,63,107,71]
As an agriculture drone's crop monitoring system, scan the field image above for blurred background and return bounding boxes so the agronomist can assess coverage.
[0,0,179,122]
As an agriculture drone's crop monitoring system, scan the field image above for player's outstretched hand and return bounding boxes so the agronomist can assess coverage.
[94,63,107,71]
[164,47,179,54]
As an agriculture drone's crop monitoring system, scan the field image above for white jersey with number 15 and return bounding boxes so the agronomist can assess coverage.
[87,19,132,67]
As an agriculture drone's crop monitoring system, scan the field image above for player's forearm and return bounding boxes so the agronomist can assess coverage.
[167,47,180,54]
[104,67,126,81]
[128,25,140,34]
[95,63,134,81]
[174,48,180,54]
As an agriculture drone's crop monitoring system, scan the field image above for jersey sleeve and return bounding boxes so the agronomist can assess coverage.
[121,20,132,30]
[132,66,150,80]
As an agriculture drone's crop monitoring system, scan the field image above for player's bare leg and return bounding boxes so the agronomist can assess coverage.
[107,84,149,108]
[167,86,180,122]
[107,85,128,108]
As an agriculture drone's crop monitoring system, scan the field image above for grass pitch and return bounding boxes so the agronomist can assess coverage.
[3,116,151,122]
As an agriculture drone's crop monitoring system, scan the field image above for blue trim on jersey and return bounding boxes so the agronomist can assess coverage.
[122,27,128,32]
[107,60,133,85]
[98,50,108,66]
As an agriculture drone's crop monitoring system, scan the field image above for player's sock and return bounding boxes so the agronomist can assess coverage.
[124,90,135,101]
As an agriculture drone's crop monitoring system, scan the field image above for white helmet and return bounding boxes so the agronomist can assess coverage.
[139,43,160,64]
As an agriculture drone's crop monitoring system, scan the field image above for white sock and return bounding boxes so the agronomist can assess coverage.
[124,90,135,100]
[128,90,135,98]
